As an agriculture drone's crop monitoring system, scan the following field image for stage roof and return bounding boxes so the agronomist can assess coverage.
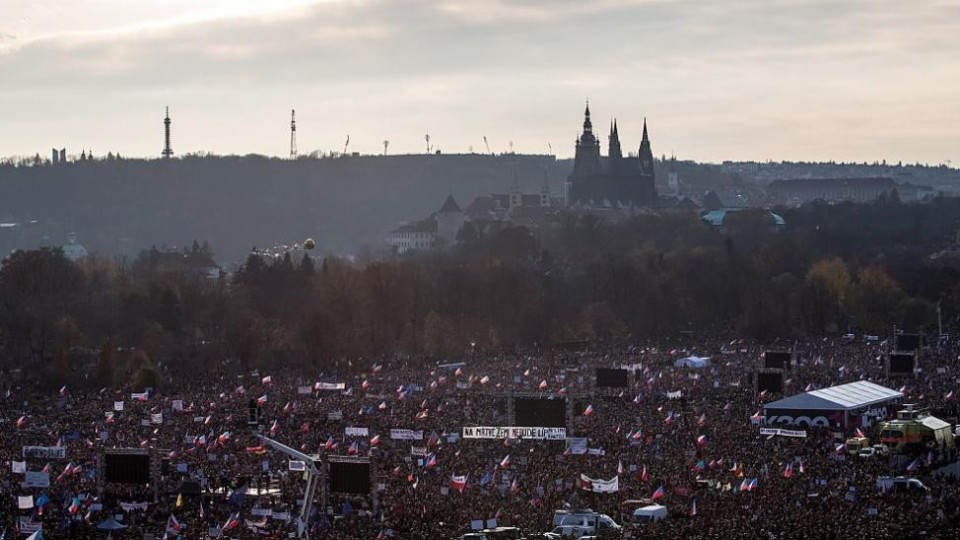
[764,381,902,411]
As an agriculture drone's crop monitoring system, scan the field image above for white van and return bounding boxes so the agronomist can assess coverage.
[553,511,620,532]
[876,476,929,492]
[631,504,668,524]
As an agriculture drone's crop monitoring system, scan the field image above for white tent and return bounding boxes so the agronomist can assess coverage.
[674,356,710,369]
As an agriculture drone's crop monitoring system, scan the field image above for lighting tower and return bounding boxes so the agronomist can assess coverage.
[290,109,298,159]
[161,107,173,159]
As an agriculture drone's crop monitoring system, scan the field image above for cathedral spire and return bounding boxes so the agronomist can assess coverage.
[608,118,622,160]
[642,117,649,142]
[582,100,593,134]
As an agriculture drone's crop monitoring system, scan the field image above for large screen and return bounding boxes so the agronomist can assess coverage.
[515,398,566,428]
[895,334,921,352]
[104,452,150,484]
[763,351,791,370]
[757,372,783,394]
[329,462,371,495]
[596,368,629,388]
[889,353,915,375]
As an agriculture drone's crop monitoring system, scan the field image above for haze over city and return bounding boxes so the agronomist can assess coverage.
[2,0,959,164]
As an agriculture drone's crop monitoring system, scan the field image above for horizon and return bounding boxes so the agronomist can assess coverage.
[1,0,959,165]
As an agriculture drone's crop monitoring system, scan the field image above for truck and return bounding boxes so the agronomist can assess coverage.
[877,404,955,454]
[845,436,870,455]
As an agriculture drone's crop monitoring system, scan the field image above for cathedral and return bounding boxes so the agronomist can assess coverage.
[566,103,658,208]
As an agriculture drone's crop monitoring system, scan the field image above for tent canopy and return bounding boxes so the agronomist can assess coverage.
[97,517,128,531]
[674,356,710,369]
[764,381,901,411]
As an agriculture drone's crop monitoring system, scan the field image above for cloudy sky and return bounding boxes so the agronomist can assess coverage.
[2,0,959,164]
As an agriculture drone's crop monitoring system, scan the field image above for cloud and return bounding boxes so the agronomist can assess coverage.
[0,0,959,162]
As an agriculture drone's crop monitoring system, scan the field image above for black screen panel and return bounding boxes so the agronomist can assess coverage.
[514,398,566,428]
[596,368,629,388]
[757,372,783,394]
[329,462,371,494]
[104,453,150,484]
[889,353,915,375]
[763,352,791,370]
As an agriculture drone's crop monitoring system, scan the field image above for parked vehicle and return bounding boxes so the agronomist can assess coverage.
[631,504,668,524]
[876,476,929,492]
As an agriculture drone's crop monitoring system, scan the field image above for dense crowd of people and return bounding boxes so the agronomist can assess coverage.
[3,334,960,539]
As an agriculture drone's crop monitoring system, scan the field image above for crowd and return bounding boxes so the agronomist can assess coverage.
[2,334,960,539]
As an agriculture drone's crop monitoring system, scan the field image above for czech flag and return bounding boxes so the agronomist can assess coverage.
[69,496,81,515]
[583,405,594,417]
[651,485,666,500]
[261,376,272,385]
[500,455,511,469]
[270,420,280,435]
[783,462,793,478]
[362,380,370,390]
[370,434,381,446]
[538,380,548,390]
[639,465,650,482]
[222,512,241,530]
[256,394,267,405]
[450,475,468,491]
[348,442,359,455]
[855,427,866,439]
[16,416,26,428]
[480,376,490,385]
[696,435,708,447]
[324,436,335,451]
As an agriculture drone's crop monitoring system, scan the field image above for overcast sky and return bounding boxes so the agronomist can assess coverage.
[2,0,959,164]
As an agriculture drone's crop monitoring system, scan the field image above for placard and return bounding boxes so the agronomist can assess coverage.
[462,426,566,440]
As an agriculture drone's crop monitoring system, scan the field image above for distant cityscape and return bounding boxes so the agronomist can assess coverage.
[2,103,960,262]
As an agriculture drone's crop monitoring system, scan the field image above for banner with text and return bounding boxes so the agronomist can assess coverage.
[760,427,807,438]
[390,429,424,441]
[462,426,566,440]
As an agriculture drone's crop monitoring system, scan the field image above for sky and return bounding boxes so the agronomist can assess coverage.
[2,0,960,164]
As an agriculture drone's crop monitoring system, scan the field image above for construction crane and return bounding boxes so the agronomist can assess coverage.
[383,140,389,156]
[483,136,491,155]
[343,135,350,156]
[252,433,321,539]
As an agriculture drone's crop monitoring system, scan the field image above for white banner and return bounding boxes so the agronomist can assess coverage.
[565,438,588,455]
[297,386,314,395]
[172,400,183,411]
[315,382,345,391]
[18,517,41,533]
[760,427,807,438]
[579,474,619,493]
[114,401,125,411]
[23,471,50,488]
[151,413,163,425]
[289,460,306,472]
[131,392,148,400]
[462,426,566,440]
[327,411,343,421]
[22,446,66,459]
[12,461,26,474]
[18,495,33,509]
[411,446,428,456]
[345,427,369,437]
[390,429,424,441]
[666,390,683,399]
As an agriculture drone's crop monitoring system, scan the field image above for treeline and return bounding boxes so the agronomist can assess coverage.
[2,196,960,387]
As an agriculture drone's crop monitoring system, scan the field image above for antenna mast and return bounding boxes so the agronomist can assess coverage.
[289,109,298,159]
[162,107,173,159]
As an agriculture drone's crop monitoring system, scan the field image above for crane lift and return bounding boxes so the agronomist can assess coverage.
[343,135,351,156]
[252,432,321,539]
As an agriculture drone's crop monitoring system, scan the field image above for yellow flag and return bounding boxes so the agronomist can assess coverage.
[175,493,183,508]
